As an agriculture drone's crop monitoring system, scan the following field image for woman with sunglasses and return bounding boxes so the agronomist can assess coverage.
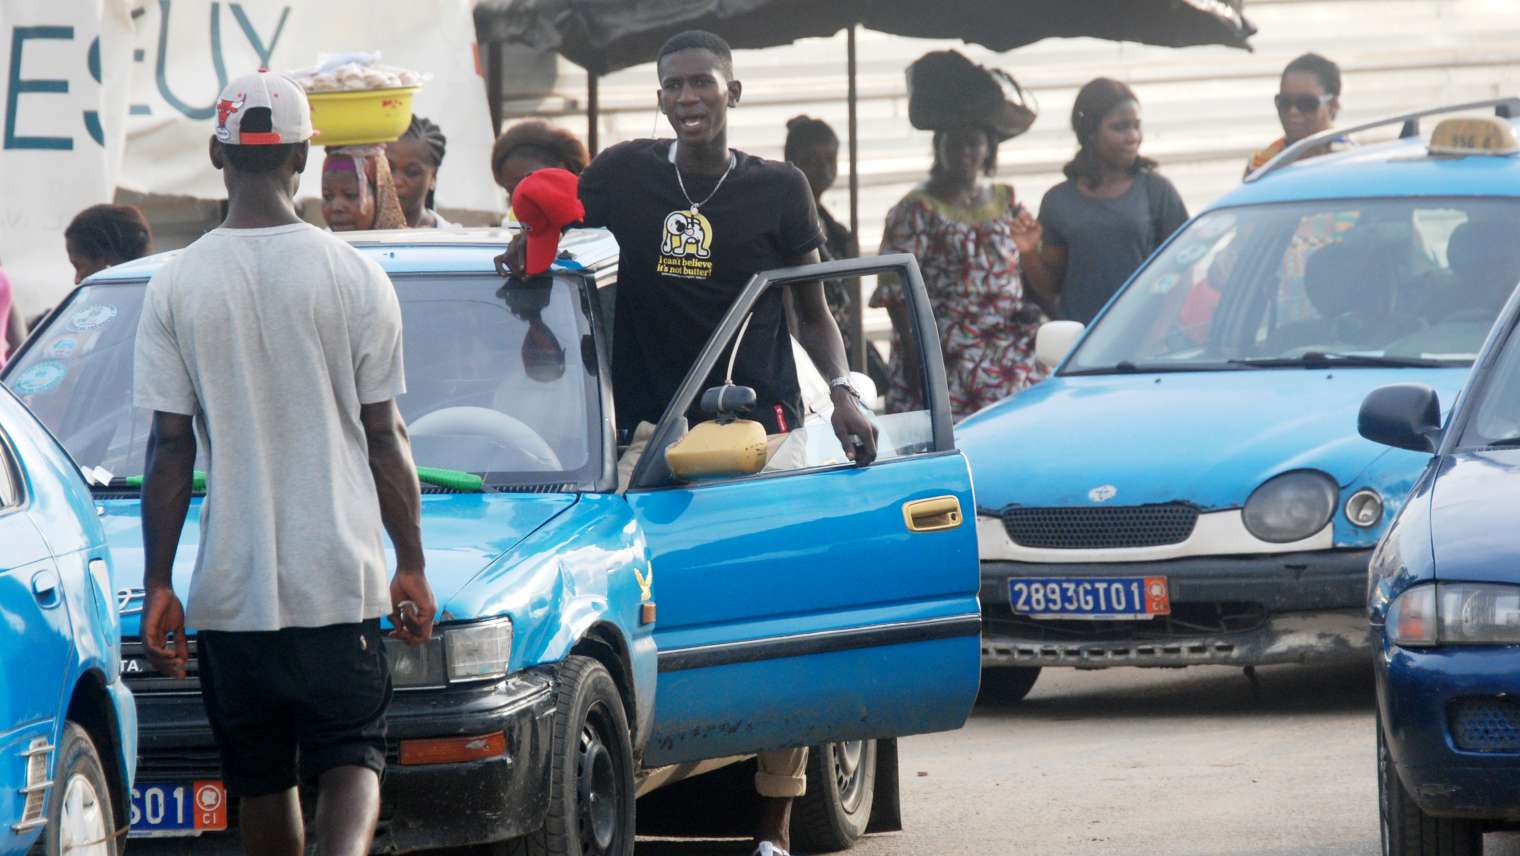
[1019,77,1188,326]
[1245,53,1347,177]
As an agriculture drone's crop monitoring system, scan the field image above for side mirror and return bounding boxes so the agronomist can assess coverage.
[1359,383,1442,453]
[666,385,768,480]
[1035,321,1085,370]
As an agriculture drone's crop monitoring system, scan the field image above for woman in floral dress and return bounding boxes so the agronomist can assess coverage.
[872,124,1046,420]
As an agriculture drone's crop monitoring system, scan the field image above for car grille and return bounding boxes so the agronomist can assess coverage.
[1450,698,1520,753]
[121,640,203,692]
[1000,503,1199,550]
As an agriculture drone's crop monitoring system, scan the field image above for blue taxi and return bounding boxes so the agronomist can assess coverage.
[1,381,136,854]
[1361,142,1520,854]
[1,231,980,853]
[958,99,1520,702]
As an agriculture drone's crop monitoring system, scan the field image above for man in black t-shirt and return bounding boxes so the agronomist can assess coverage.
[500,29,877,856]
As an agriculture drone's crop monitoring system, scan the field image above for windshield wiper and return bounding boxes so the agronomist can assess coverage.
[1227,352,1450,369]
[1062,360,1246,376]
[1482,437,1520,449]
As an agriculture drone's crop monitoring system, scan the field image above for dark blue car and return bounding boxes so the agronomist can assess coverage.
[1361,196,1520,852]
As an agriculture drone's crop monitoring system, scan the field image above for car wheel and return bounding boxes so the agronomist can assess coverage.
[792,740,877,852]
[1379,720,1482,855]
[510,656,635,856]
[39,722,117,856]
[977,666,1041,705]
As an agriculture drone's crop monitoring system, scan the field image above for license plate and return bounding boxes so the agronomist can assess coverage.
[1009,577,1170,620]
[129,781,227,837]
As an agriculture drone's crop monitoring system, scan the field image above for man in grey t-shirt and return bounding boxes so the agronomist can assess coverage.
[134,70,435,856]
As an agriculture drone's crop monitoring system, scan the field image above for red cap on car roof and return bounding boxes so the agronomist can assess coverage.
[511,168,584,275]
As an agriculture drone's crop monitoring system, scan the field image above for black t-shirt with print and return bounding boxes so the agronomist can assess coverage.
[580,139,823,434]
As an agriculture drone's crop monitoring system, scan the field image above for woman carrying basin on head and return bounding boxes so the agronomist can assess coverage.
[871,51,1047,420]
[322,146,407,232]
[1020,77,1189,326]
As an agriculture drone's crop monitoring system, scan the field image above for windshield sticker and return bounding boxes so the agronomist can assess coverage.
[46,337,80,359]
[1152,273,1182,295]
[1194,213,1236,238]
[12,361,68,394]
[67,303,118,332]
[1173,244,1209,266]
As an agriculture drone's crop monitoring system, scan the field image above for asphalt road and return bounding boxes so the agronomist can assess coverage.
[637,662,1520,856]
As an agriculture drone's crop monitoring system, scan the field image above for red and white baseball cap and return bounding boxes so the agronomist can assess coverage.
[512,168,585,275]
[213,69,314,145]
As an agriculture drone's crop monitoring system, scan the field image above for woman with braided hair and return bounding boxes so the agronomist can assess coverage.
[64,203,153,284]
[387,115,452,228]
[321,145,407,232]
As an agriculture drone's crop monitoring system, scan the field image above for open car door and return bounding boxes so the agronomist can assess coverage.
[625,255,981,766]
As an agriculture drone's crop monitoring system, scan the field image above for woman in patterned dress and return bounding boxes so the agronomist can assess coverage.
[872,124,1046,420]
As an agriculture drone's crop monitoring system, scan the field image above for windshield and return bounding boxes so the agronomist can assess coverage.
[1065,198,1520,374]
[3,273,604,489]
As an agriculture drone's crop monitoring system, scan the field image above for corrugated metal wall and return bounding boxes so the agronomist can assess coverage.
[500,0,1520,251]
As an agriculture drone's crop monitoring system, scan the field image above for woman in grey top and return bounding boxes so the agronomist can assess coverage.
[1021,78,1188,324]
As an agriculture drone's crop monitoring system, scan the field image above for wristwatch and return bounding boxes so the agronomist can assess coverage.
[828,375,861,399]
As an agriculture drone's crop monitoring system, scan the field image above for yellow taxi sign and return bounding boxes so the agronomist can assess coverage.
[1429,116,1520,156]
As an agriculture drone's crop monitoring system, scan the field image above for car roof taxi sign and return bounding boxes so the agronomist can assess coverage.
[1429,116,1520,157]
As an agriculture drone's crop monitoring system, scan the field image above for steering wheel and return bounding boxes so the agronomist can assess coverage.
[408,406,562,471]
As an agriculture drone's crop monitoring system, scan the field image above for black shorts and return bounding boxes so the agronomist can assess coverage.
[198,619,391,799]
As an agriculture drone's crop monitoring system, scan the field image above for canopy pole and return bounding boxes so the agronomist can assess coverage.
[588,73,600,155]
[846,24,865,372]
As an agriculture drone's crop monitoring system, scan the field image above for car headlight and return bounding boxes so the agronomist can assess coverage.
[1345,489,1384,528]
[1242,470,1337,543]
[382,617,513,689]
[1387,584,1520,646]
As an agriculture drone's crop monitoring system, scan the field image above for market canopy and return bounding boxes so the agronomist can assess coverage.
[474,0,1255,75]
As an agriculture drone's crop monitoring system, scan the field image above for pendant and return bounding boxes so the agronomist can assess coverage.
[690,204,700,214]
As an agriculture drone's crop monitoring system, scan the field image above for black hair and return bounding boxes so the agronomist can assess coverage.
[219,107,298,174]
[784,115,838,163]
[1062,77,1155,186]
[1283,52,1342,97]
[399,114,447,209]
[65,204,152,265]
[929,127,1000,179]
[656,30,734,80]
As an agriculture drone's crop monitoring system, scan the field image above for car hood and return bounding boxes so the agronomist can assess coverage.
[102,491,577,637]
[1429,449,1520,582]
[956,368,1467,511]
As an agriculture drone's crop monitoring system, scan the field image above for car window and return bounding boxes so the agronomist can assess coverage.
[1460,323,1520,449]
[709,278,935,480]
[0,427,17,508]
[4,274,606,490]
[1066,198,1520,373]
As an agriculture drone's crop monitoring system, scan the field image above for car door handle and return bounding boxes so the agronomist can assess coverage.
[902,496,963,533]
[32,570,60,607]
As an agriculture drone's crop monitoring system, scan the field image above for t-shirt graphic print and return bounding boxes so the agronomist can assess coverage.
[657,207,716,279]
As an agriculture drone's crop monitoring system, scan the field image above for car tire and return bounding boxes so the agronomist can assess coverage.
[977,666,1041,705]
[1379,720,1482,855]
[792,740,878,853]
[509,656,635,856]
[37,722,118,856]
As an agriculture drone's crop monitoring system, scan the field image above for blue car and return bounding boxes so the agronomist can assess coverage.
[957,100,1520,702]
[1361,150,1520,854]
[1,230,981,853]
[0,382,136,855]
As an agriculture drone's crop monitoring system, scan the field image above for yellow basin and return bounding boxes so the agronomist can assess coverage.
[307,86,419,147]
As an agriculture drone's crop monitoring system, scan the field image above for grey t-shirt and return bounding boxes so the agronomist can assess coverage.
[1038,170,1189,324]
[133,223,406,632]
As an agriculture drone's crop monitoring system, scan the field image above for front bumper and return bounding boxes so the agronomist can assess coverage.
[980,551,1373,668]
[1379,643,1520,821]
[127,669,556,853]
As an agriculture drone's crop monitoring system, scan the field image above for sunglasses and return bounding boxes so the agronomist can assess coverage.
[1275,93,1335,114]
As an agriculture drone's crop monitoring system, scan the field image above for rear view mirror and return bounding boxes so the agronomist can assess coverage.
[1359,383,1442,453]
[666,385,768,480]
[1035,321,1085,370]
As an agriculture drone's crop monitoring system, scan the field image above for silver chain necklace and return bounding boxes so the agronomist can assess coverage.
[670,143,736,213]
